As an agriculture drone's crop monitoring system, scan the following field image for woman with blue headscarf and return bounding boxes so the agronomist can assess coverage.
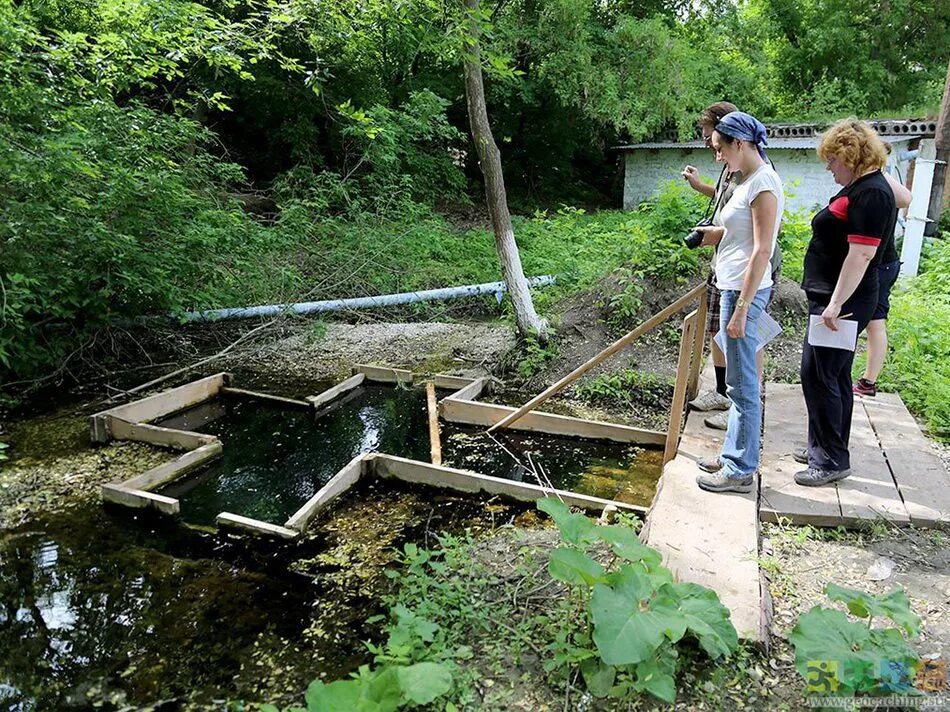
[693,111,785,494]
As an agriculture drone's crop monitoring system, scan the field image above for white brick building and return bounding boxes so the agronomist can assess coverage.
[618,119,937,232]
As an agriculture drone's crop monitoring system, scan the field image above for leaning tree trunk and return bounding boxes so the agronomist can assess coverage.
[926,58,950,236]
[461,0,548,341]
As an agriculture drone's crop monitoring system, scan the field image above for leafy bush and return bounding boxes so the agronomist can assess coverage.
[537,498,738,703]
[790,584,920,697]
[859,239,950,439]
[575,369,673,411]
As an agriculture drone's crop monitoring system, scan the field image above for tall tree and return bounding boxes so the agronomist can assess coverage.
[460,0,548,340]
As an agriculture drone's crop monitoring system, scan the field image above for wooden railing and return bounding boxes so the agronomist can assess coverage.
[489,283,709,465]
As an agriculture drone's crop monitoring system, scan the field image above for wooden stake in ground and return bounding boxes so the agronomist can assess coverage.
[461,0,547,342]
[488,283,706,433]
[426,382,442,466]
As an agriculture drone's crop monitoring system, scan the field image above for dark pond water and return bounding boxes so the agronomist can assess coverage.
[159,384,433,526]
[157,384,661,526]
[442,425,662,506]
[0,508,339,711]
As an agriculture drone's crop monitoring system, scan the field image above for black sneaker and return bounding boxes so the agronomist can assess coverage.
[793,448,808,465]
[794,467,851,487]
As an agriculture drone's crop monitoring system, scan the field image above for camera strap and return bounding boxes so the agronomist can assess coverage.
[702,166,729,222]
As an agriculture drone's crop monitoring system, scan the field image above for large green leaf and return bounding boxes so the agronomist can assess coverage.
[660,582,738,659]
[396,662,453,705]
[548,547,606,586]
[634,650,678,703]
[537,497,597,546]
[580,658,616,698]
[590,584,681,665]
[825,585,921,636]
[306,666,403,712]
[789,607,875,696]
[594,525,662,568]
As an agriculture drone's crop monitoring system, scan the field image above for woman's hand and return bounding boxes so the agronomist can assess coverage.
[681,165,702,190]
[727,306,748,338]
[696,225,725,246]
[820,303,841,331]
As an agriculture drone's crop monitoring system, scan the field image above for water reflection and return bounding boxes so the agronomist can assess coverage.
[0,511,317,710]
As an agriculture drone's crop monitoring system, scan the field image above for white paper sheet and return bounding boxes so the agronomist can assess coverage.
[714,310,783,354]
[807,315,858,351]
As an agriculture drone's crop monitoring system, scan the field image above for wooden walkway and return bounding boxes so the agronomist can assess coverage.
[643,377,949,642]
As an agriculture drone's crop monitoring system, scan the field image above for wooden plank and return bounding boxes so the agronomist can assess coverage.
[107,419,218,450]
[90,373,228,439]
[220,387,311,409]
[121,441,223,492]
[426,383,442,466]
[441,398,666,445]
[863,394,950,527]
[102,484,179,515]
[759,384,842,526]
[372,455,645,515]
[687,287,708,401]
[217,512,300,540]
[432,374,478,390]
[306,373,366,409]
[664,311,698,465]
[488,283,706,433]
[284,455,366,532]
[642,453,765,642]
[313,386,364,420]
[836,403,909,525]
[354,364,414,383]
[443,377,488,402]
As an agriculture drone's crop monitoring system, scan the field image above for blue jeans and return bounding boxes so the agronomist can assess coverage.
[719,288,771,478]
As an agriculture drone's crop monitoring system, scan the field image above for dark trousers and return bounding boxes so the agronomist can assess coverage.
[800,295,875,471]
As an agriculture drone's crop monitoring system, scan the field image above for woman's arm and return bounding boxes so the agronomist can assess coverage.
[727,191,778,338]
[883,172,912,210]
[820,244,878,329]
[682,165,716,198]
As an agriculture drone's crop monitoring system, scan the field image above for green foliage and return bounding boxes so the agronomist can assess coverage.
[776,209,813,284]
[789,584,920,697]
[574,369,673,411]
[855,239,950,439]
[513,335,559,380]
[536,497,738,703]
[302,661,452,712]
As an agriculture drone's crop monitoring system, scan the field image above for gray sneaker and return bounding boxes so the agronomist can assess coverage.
[696,470,754,494]
[697,456,721,473]
[794,467,851,487]
[704,411,729,430]
[792,448,808,465]
[689,390,731,412]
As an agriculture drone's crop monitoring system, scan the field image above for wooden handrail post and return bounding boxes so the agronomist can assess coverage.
[488,282,706,433]
[687,284,708,400]
[426,382,442,466]
[664,310,699,464]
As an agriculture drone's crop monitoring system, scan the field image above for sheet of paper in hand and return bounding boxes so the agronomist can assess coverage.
[714,310,783,354]
[807,315,858,351]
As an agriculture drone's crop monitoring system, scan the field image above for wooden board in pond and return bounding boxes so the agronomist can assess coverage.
[160,384,432,525]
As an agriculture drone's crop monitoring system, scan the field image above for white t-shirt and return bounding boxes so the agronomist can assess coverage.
[713,164,784,291]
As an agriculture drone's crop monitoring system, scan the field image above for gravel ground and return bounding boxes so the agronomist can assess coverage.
[224,321,514,389]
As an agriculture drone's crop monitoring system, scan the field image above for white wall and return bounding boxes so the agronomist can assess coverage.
[622,143,913,230]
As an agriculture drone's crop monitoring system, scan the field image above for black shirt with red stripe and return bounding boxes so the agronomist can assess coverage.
[802,170,897,302]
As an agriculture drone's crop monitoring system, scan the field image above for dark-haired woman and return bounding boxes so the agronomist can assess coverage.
[694,111,785,494]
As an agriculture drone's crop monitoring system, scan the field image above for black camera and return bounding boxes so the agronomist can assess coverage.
[684,217,713,249]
